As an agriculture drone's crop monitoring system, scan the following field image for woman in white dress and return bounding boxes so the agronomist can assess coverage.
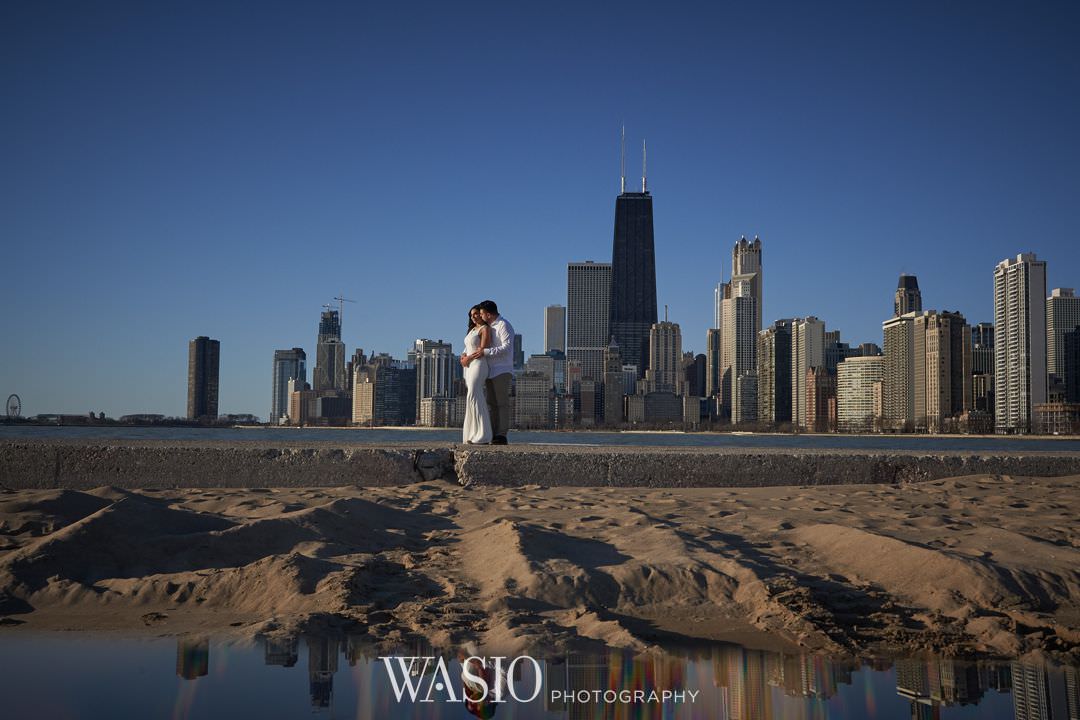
[462,306,493,444]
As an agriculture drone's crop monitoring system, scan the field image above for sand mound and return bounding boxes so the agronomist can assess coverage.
[790,523,1010,613]
[3,495,234,588]
[0,478,1077,662]
[0,489,113,536]
[0,489,458,637]
[458,514,789,653]
[787,521,1080,654]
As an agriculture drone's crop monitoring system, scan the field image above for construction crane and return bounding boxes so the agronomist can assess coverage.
[333,293,356,327]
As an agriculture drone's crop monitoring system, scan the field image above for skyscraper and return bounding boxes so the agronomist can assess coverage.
[645,320,682,394]
[837,355,884,432]
[271,348,306,424]
[609,140,657,379]
[514,372,554,428]
[732,236,763,333]
[734,372,758,425]
[714,282,725,332]
[187,336,220,420]
[882,312,917,431]
[971,323,994,374]
[413,338,456,422]
[1065,327,1080,403]
[525,353,556,388]
[547,349,568,395]
[994,253,1047,433]
[757,320,793,426]
[313,309,346,392]
[603,339,625,424]
[913,311,971,433]
[352,360,416,426]
[806,366,837,433]
[824,330,858,373]
[714,237,763,423]
[684,352,706,398]
[346,348,367,397]
[971,322,995,416]
[567,261,612,383]
[705,328,723,401]
[894,274,922,317]
[1046,288,1080,396]
[544,305,566,354]
[513,333,524,371]
[791,317,825,429]
[722,289,758,423]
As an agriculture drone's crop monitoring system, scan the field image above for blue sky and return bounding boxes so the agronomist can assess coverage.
[3,1,1078,418]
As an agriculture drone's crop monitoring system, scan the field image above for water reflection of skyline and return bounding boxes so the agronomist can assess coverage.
[145,634,1080,718]
[10,634,1062,716]
[8,632,1076,717]
[176,637,209,680]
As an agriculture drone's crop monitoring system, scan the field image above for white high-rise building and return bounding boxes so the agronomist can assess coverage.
[731,236,763,333]
[1047,288,1080,392]
[719,237,763,423]
[791,317,825,429]
[544,305,567,354]
[994,253,1047,433]
[713,282,725,331]
[413,338,456,424]
[722,289,757,423]
[567,261,612,383]
[711,237,763,412]
[837,355,884,433]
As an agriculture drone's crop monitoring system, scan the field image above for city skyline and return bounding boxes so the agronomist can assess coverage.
[4,2,1079,417]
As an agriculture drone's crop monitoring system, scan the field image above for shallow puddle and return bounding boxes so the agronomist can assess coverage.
[2,631,1074,718]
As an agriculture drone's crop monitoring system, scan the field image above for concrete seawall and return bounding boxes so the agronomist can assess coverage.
[2,440,1080,489]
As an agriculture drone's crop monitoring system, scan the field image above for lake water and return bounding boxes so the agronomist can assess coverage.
[4,424,1080,452]
[0,632,1062,719]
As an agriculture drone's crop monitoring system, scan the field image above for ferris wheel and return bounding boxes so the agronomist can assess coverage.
[6,394,21,419]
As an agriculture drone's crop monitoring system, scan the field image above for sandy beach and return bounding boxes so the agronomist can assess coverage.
[1,473,1077,664]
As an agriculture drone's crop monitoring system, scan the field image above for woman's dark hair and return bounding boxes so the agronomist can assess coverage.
[467,304,484,331]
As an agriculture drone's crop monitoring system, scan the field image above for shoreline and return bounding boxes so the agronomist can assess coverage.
[7,420,1080,442]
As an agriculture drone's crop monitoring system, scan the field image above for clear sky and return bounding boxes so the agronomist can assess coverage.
[3,1,1079,419]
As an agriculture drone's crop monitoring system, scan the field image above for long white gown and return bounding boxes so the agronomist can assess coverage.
[462,327,493,444]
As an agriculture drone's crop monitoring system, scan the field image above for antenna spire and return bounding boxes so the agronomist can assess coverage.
[642,139,647,192]
[620,125,626,194]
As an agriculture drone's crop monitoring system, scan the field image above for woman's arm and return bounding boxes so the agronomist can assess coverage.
[479,325,492,350]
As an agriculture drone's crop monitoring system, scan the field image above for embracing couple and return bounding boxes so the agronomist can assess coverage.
[461,300,514,445]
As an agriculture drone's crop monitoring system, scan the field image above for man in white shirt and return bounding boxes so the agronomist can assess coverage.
[463,300,514,444]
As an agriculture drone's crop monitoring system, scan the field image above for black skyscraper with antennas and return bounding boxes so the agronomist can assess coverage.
[609,131,657,379]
